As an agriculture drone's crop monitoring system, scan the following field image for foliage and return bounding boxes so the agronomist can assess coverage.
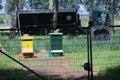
[6,0,25,15]
[0,15,11,24]
[59,0,82,9]
[5,0,120,18]
[83,0,120,25]
[6,0,49,15]
[6,0,83,15]
[29,0,49,9]
[83,0,120,14]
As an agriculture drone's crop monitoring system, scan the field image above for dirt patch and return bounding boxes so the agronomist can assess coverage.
[20,50,88,80]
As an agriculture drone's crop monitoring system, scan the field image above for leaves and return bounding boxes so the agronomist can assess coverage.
[59,0,81,9]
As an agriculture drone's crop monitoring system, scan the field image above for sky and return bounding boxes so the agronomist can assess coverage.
[0,0,6,14]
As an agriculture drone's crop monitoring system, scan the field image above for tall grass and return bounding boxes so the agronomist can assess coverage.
[1,33,120,54]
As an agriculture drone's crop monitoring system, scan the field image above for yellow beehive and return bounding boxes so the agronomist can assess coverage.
[21,36,33,53]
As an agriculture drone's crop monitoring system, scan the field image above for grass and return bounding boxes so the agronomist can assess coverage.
[80,15,120,27]
[94,65,120,80]
[0,27,120,79]
[0,68,44,80]
[80,16,89,27]
[65,52,87,71]
[0,54,51,80]
[93,50,120,71]
[64,50,120,71]
[1,50,120,80]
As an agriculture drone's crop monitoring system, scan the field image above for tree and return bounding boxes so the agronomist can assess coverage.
[29,0,49,9]
[52,0,59,30]
[83,0,120,25]
[9,0,19,39]
[59,0,81,9]
[108,0,114,25]
[7,0,25,14]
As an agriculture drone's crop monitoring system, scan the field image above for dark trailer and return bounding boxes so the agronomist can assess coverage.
[18,8,81,35]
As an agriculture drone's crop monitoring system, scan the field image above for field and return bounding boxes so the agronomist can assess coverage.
[0,30,120,80]
[0,50,120,80]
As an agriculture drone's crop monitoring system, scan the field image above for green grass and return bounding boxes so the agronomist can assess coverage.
[94,65,120,80]
[0,54,51,80]
[80,15,120,27]
[64,50,120,71]
[93,50,120,70]
[114,15,120,20]
[2,32,120,54]
[80,16,89,27]
[93,50,120,80]
[64,50,120,80]
[64,52,87,71]
[0,27,120,79]
[0,46,120,80]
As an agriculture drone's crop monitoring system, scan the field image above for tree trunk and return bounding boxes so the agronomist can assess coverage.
[52,0,59,30]
[108,0,114,26]
[10,0,19,39]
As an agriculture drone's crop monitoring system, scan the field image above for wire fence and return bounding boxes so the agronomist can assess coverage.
[92,27,120,80]
[0,29,88,80]
[0,27,120,80]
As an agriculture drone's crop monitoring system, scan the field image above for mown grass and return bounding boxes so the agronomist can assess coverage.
[94,65,120,80]
[114,15,120,25]
[0,55,41,80]
[0,52,119,80]
[64,52,87,71]
[0,27,120,80]
[0,49,120,80]
[93,50,120,70]
[0,54,51,80]
[64,50,120,80]
[80,16,89,27]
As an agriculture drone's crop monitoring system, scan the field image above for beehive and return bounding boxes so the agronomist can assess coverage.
[21,36,33,53]
[19,35,34,58]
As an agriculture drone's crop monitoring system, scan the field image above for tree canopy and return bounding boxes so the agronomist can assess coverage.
[6,0,120,15]
[6,0,82,14]
[7,0,25,14]
[83,0,120,14]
